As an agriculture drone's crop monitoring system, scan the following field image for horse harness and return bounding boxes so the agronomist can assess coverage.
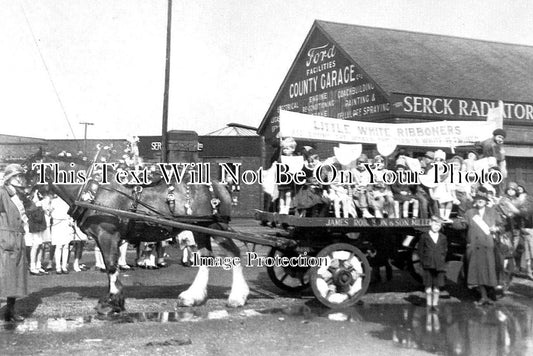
[37,149,226,227]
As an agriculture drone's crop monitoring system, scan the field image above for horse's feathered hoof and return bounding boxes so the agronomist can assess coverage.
[227,289,249,308]
[96,293,126,315]
[177,289,207,307]
[95,303,115,316]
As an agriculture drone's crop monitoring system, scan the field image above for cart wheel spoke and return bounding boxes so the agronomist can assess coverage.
[279,272,289,283]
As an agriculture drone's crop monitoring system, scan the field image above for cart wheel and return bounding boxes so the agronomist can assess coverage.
[310,243,371,309]
[266,248,311,292]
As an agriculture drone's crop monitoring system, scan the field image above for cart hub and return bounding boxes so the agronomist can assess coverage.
[333,268,355,292]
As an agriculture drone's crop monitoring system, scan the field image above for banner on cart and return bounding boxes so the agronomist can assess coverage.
[279,110,496,147]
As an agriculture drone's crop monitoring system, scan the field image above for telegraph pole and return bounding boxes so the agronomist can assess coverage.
[79,122,94,154]
[161,0,172,162]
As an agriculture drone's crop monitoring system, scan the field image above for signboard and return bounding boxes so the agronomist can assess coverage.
[137,135,162,160]
[267,27,390,138]
[138,135,203,160]
[280,110,495,147]
[391,93,533,123]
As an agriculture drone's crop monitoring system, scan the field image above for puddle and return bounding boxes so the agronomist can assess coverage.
[257,302,533,355]
[326,303,532,355]
[2,302,532,355]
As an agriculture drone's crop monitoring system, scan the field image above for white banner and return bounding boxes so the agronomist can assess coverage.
[280,110,496,147]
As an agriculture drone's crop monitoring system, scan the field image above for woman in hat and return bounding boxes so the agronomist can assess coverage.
[453,187,503,305]
[0,164,28,322]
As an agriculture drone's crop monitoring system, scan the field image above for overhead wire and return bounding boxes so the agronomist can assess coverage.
[20,2,79,147]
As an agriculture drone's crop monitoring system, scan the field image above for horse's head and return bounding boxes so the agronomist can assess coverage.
[22,150,94,207]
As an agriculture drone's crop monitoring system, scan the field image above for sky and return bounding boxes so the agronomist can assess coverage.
[1,0,533,140]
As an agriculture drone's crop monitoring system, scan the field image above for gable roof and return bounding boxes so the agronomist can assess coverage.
[315,20,533,102]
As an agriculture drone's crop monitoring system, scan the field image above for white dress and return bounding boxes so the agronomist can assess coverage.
[50,198,73,246]
[40,195,52,243]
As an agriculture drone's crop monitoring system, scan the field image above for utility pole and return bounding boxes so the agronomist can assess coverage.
[161,0,172,162]
[79,122,94,154]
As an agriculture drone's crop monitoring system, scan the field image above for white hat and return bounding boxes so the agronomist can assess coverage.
[434,149,446,161]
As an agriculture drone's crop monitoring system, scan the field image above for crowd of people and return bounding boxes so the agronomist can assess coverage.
[272,129,533,307]
[274,129,514,222]
[21,188,172,275]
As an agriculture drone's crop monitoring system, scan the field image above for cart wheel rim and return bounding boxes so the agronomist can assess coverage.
[266,248,311,292]
[311,243,370,308]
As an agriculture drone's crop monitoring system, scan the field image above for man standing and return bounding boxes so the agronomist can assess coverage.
[478,128,507,179]
[0,164,28,322]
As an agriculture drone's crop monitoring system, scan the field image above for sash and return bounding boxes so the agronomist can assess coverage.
[10,193,28,223]
[472,214,491,236]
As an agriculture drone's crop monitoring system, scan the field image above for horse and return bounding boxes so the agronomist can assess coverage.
[24,148,249,314]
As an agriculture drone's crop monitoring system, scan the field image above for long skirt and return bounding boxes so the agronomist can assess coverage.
[466,244,497,287]
[0,231,28,298]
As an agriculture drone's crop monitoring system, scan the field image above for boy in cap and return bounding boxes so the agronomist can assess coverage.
[417,215,448,310]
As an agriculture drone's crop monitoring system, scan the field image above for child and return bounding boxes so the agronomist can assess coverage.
[391,164,419,218]
[50,195,73,274]
[292,149,329,217]
[429,150,458,222]
[351,154,374,218]
[417,216,448,310]
[278,137,298,214]
[369,155,395,218]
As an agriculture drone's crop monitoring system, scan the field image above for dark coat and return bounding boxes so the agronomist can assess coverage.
[417,231,447,271]
[0,186,28,298]
[477,137,505,162]
[391,182,414,203]
[453,206,502,287]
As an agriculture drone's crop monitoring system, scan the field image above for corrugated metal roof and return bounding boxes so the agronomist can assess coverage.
[206,123,258,136]
[316,20,533,102]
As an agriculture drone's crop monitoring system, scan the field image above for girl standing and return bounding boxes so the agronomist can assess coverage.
[50,196,72,274]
